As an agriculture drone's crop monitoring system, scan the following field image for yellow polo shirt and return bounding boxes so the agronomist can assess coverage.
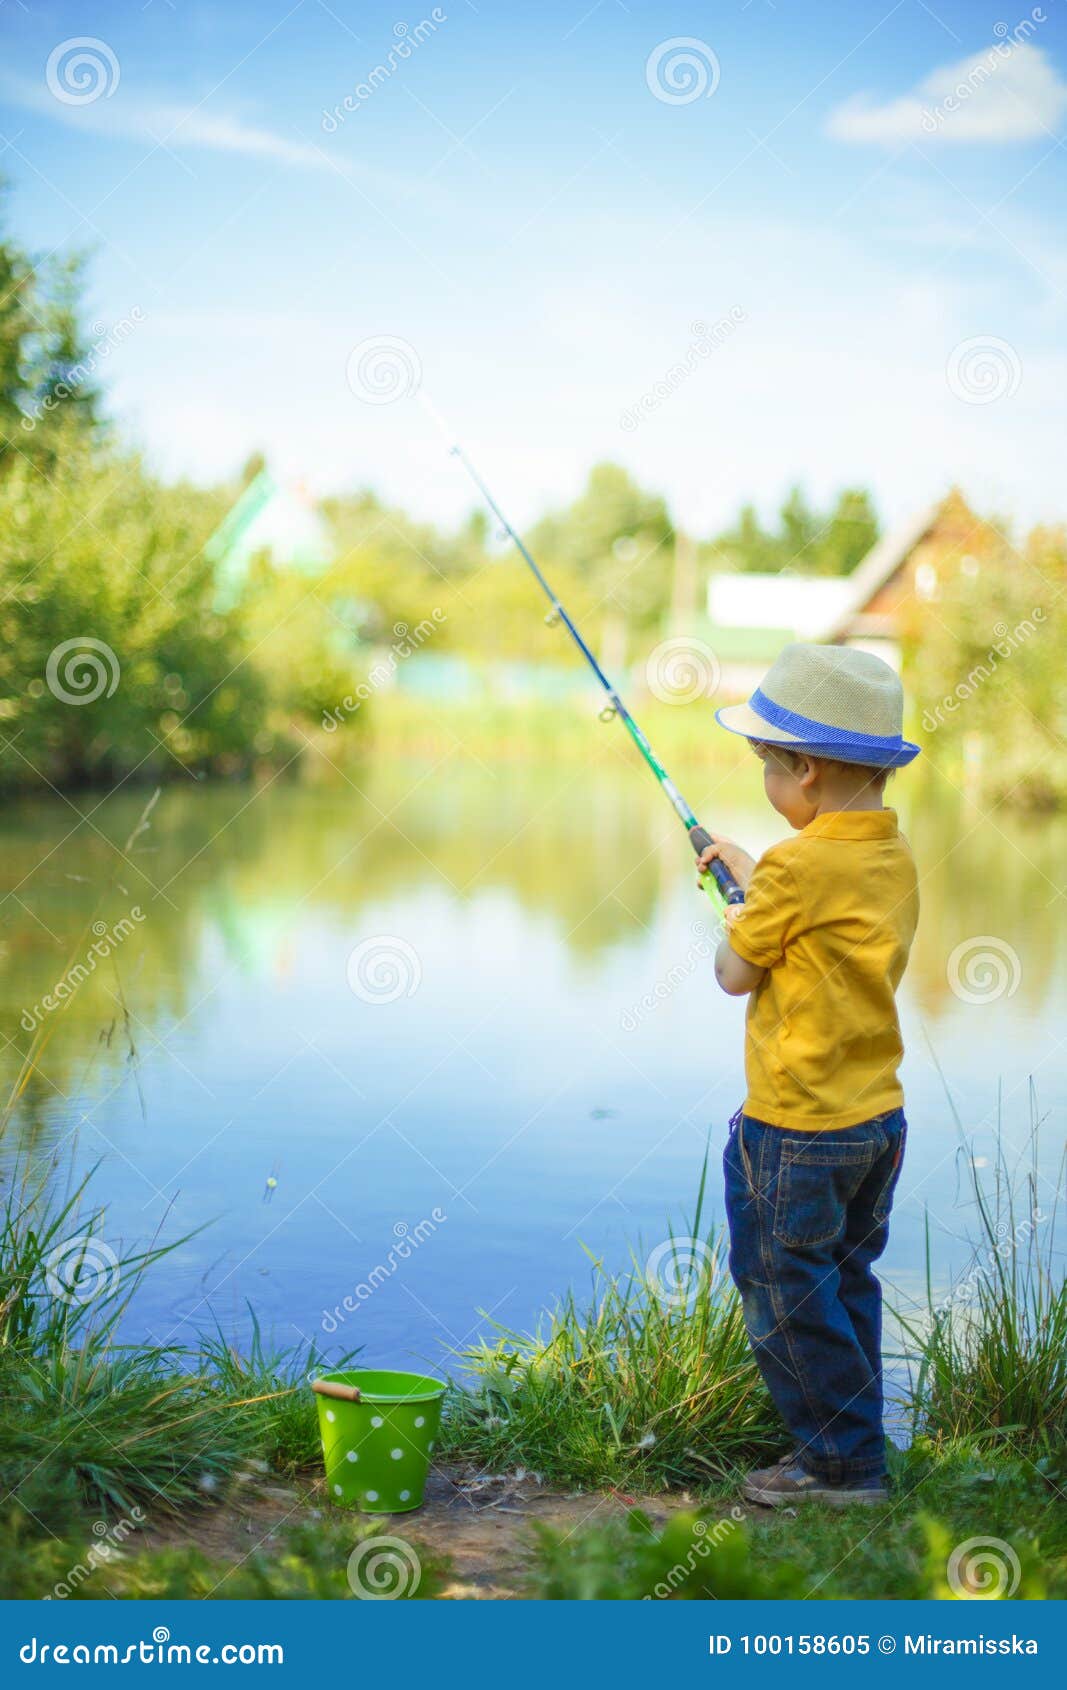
[725,809,919,1132]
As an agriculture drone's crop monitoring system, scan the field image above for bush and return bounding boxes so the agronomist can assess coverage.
[0,442,267,790]
[525,1508,806,1600]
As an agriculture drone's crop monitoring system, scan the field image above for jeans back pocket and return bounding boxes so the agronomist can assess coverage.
[773,1137,880,1249]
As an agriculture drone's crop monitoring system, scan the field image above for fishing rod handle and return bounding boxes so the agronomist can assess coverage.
[688,826,745,906]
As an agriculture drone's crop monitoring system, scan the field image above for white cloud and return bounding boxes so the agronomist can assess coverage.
[145,106,332,170]
[110,217,1065,537]
[826,42,1067,145]
[0,70,332,171]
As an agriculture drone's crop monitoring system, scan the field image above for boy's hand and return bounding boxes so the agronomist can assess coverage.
[697,833,757,892]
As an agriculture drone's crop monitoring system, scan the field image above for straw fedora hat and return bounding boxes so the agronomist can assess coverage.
[715,643,920,769]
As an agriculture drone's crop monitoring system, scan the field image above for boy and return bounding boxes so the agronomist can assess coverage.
[698,643,919,1508]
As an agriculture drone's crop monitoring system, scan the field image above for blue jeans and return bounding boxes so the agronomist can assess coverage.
[724,1108,907,1483]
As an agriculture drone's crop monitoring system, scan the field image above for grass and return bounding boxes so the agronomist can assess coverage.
[2,1101,1065,1599]
[0,1510,450,1600]
[443,1114,1067,1601]
[439,1156,784,1489]
[734,1438,1064,1600]
[523,1505,809,1600]
[201,1307,359,1474]
[0,1149,366,1520]
[356,690,753,770]
[901,1085,1067,1450]
[0,1162,452,1601]
[0,1165,264,1529]
[521,1440,1065,1598]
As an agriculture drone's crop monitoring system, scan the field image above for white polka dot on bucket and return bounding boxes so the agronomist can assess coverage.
[365,1490,379,1503]
[333,1484,342,1496]
[370,1415,383,1428]
[345,1450,358,1462]
[414,1415,425,1427]
[428,1440,435,1452]
[325,1410,335,1423]
[399,1490,411,1502]
[390,1448,403,1460]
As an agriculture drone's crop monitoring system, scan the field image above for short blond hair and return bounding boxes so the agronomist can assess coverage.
[751,740,892,789]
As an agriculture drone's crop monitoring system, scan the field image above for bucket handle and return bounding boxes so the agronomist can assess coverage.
[312,1379,362,1404]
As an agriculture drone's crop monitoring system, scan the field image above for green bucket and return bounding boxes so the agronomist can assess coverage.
[312,1369,445,1513]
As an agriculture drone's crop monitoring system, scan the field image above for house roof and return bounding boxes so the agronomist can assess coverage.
[206,467,334,608]
[823,501,942,640]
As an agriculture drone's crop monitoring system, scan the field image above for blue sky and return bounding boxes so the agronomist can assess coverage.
[1,0,1064,534]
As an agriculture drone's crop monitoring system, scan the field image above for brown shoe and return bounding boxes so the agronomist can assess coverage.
[744,1464,888,1508]
[744,1452,799,1489]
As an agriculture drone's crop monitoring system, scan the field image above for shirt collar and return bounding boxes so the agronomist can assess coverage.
[801,809,899,841]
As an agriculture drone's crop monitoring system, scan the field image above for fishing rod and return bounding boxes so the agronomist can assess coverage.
[422,402,744,910]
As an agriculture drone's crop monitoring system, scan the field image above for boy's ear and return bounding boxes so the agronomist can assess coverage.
[793,754,820,789]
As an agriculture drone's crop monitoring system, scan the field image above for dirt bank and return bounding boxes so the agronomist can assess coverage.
[137,1465,711,1598]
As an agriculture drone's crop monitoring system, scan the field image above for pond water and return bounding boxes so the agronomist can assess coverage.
[2,745,1065,1379]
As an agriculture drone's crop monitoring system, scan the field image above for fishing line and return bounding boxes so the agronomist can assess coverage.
[420,396,744,911]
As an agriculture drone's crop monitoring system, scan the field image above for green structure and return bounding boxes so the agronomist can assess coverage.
[205,467,334,608]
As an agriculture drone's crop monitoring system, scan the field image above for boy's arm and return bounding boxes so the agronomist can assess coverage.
[714,934,765,996]
[697,834,767,995]
[709,845,800,997]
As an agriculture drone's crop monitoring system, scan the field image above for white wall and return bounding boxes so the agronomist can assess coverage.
[708,573,853,638]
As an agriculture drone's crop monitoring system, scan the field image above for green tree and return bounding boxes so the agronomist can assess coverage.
[0,213,35,465]
[528,462,675,631]
[905,517,1067,807]
[779,485,819,567]
[711,486,880,576]
[0,189,101,466]
[24,253,102,439]
[0,444,267,791]
[707,503,778,573]
[818,488,880,576]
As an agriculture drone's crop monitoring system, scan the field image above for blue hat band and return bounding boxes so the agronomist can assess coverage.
[750,687,905,755]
